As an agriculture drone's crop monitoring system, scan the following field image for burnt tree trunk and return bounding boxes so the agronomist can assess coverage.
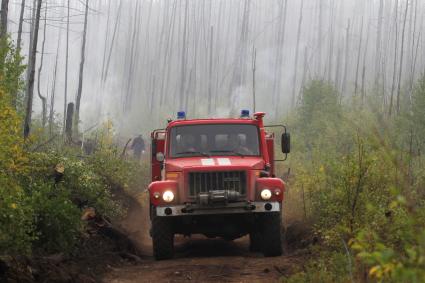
[63,0,70,133]
[389,0,399,117]
[103,0,122,84]
[361,20,371,104]
[74,0,89,137]
[271,0,287,115]
[0,0,8,38]
[16,0,25,49]
[178,0,189,110]
[37,2,47,128]
[354,16,364,97]
[374,0,384,87]
[123,0,140,112]
[341,20,351,100]
[49,35,61,136]
[23,0,42,139]
[65,103,74,143]
[396,0,409,114]
[291,0,304,108]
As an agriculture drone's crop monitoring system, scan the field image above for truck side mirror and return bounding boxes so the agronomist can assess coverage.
[281,133,290,154]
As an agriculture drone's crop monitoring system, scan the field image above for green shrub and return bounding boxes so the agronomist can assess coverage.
[285,251,354,283]
[30,183,81,253]
[0,44,31,255]
[286,76,425,282]
[0,179,35,255]
[351,198,425,282]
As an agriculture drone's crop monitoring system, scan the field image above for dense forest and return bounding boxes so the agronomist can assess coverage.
[1,0,425,282]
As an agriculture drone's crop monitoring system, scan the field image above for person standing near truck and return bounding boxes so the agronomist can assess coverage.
[131,134,145,161]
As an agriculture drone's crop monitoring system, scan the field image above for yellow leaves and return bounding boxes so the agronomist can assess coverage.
[369,263,396,280]
[369,266,381,277]
[0,89,30,176]
[10,203,17,209]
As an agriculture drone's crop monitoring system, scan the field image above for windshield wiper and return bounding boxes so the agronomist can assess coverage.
[209,150,244,157]
[175,151,211,157]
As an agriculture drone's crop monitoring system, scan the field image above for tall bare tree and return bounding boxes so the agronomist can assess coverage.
[291,0,304,108]
[361,20,371,103]
[178,0,189,110]
[341,20,351,99]
[0,0,8,39]
[396,0,410,114]
[354,16,364,97]
[74,0,89,136]
[374,0,384,87]
[123,0,141,112]
[37,1,47,127]
[63,0,70,132]
[271,0,287,114]
[23,0,42,138]
[389,0,399,116]
[49,35,61,136]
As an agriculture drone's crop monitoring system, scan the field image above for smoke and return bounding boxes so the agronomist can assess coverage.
[7,0,425,137]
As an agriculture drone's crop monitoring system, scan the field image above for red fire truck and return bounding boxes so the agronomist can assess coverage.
[149,110,290,260]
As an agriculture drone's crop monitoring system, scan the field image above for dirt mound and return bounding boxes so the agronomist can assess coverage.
[1,219,143,283]
[1,190,146,283]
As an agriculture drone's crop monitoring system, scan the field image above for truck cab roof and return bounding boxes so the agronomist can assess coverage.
[167,118,259,129]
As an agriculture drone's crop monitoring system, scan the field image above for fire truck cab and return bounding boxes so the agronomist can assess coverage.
[149,111,290,260]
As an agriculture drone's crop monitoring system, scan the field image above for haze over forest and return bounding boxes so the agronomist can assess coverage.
[7,0,425,136]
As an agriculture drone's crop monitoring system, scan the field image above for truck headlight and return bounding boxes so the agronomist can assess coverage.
[162,191,175,202]
[260,189,272,200]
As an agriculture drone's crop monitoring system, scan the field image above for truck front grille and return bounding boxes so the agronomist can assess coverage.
[188,171,246,196]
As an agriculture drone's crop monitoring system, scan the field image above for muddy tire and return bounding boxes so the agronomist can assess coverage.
[261,212,282,257]
[249,231,261,252]
[152,217,174,260]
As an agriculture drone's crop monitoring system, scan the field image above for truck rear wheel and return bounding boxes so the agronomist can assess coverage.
[261,212,283,257]
[152,217,174,260]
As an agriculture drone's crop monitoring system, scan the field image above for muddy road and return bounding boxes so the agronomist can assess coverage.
[102,236,303,283]
[101,195,306,283]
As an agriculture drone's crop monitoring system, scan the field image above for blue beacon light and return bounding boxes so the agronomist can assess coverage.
[241,110,250,118]
[177,111,186,119]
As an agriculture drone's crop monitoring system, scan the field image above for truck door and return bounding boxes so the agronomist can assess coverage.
[266,132,275,177]
[151,130,166,182]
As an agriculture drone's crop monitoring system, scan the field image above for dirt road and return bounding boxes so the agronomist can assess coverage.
[101,196,304,283]
[102,236,303,283]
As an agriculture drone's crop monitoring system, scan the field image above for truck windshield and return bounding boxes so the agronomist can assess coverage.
[169,124,260,158]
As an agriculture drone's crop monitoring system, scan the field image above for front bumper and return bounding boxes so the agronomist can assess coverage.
[156,201,280,217]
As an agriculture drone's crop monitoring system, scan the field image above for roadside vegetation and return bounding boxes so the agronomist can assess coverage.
[284,78,425,282]
[0,38,148,280]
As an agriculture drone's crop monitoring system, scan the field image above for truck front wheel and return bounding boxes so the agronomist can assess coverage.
[249,231,261,252]
[260,212,283,257]
[152,217,174,260]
